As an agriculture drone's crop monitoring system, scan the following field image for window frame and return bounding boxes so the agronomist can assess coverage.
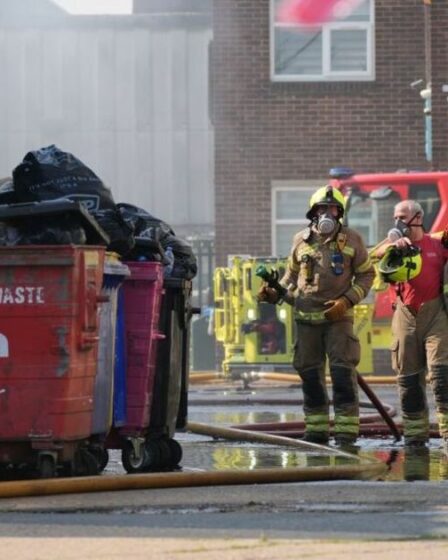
[270,0,376,82]
[271,182,321,257]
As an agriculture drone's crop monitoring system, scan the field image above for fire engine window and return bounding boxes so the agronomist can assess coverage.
[408,184,441,230]
[348,186,407,246]
[374,192,401,242]
[347,195,376,246]
[256,304,286,355]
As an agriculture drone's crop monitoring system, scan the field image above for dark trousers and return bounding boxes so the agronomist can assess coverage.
[293,320,360,439]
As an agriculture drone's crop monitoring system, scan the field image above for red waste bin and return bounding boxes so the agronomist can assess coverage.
[0,246,105,478]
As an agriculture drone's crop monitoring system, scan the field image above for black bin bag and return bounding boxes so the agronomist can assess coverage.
[118,203,198,279]
[12,145,116,210]
[11,145,134,254]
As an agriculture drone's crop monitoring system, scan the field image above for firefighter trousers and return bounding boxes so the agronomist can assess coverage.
[391,297,448,443]
[293,320,360,441]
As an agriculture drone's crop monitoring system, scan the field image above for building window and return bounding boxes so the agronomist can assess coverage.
[270,0,375,82]
[272,185,316,256]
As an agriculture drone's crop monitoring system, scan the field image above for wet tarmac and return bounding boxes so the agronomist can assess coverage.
[0,381,445,483]
[2,381,448,550]
[100,381,448,483]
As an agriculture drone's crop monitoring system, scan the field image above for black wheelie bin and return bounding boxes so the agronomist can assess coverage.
[146,278,194,470]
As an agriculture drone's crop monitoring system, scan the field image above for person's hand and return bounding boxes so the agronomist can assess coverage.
[323,297,350,321]
[394,237,412,250]
[256,284,279,304]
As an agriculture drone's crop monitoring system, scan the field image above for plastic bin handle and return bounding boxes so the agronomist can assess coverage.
[79,334,100,350]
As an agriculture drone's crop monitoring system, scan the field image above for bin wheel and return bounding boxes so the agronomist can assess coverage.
[167,438,183,466]
[59,462,73,477]
[73,448,100,477]
[89,447,109,473]
[38,455,57,479]
[156,439,172,470]
[122,441,148,473]
[142,440,162,472]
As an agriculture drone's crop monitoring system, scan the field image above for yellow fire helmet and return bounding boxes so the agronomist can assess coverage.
[378,245,422,283]
[306,185,346,220]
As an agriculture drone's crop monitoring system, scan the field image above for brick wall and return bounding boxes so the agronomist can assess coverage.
[212,0,446,265]
[432,0,448,169]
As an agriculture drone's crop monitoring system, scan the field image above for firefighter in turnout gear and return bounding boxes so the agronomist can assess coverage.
[376,200,448,454]
[258,185,374,446]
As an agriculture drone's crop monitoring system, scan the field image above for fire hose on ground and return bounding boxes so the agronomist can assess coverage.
[0,422,387,499]
[0,373,409,498]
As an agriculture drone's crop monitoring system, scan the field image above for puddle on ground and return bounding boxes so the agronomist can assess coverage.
[175,438,448,482]
[3,386,445,483]
[179,403,448,482]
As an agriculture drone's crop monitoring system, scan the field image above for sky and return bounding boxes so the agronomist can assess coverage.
[51,0,133,15]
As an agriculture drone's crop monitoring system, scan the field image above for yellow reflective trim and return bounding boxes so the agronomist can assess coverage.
[334,416,359,435]
[294,310,326,322]
[334,416,360,426]
[437,412,448,432]
[403,418,429,437]
[341,245,355,257]
[333,425,359,435]
[352,284,365,299]
[288,256,300,273]
[294,308,353,323]
[306,415,330,432]
[328,242,353,257]
[307,415,329,424]
[294,308,354,322]
[296,247,318,260]
[355,257,373,274]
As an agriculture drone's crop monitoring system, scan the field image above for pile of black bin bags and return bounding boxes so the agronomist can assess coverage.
[0,145,197,278]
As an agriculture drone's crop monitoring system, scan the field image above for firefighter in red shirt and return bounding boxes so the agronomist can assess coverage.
[377,199,448,453]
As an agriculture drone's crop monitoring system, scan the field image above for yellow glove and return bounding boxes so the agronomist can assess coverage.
[323,296,351,321]
[256,284,279,304]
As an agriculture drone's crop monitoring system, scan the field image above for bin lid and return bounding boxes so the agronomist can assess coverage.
[164,278,192,289]
[104,260,131,277]
[0,200,110,245]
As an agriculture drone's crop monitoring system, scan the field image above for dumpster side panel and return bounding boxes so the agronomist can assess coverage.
[119,262,164,434]
[113,288,127,427]
[0,246,104,445]
[150,279,192,438]
[91,258,129,437]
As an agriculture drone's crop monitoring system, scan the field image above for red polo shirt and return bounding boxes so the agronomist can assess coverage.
[396,234,448,312]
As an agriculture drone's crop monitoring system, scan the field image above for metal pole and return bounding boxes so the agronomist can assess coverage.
[423,0,432,165]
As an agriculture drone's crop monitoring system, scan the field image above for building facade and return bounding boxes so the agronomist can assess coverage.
[0,0,214,237]
[212,0,448,264]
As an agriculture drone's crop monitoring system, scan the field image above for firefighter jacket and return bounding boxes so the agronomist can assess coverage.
[280,225,374,323]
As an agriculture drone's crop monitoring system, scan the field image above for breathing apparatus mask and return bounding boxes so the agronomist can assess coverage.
[306,185,345,237]
[315,205,338,236]
[387,212,421,243]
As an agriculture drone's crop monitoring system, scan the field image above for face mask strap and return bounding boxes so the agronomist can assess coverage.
[404,212,424,229]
